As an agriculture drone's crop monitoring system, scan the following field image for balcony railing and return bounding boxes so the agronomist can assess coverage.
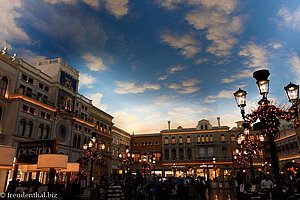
[14,88,55,107]
[75,113,93,124]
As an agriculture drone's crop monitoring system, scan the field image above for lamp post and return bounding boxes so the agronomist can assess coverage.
[234,123,264,183]
[119,148,134,179]
[234,69,299,189]
[80,132,106,191]
[212,156,216,180]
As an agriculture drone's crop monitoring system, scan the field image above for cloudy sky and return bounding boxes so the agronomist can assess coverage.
[1,0,300,133]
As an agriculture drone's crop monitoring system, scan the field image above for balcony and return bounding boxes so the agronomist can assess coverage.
[14,88,54,107]
[75,113,93,124]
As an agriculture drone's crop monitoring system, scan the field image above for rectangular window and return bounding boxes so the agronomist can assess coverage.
[172,137,175,144]
[179,137,183,144]
[29,107,35,115]
[187,137,191,144]
[206,135,209,142]
[41,111,46,118]
[221,134,225,142]
[197,136,200,143]
[165,138,168,145]
[22,105,29,112]
[202,136,205,143]
[28,77,34,84]
[38,83,44,89]
[46,113,51,120]
[210,135,213,142]
[21,74,27,81]
[44,86,49,92]
[231,135,235,141]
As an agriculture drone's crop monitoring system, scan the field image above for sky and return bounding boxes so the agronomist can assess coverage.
[1,0,300,134]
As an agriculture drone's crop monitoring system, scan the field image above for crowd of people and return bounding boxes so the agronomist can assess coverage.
[96,174,208,200]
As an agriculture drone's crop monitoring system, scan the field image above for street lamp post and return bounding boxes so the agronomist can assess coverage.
[81,132,106,191]
[234,69,299,189]
[234,123,264,183]
[119,148,134,179]
[212,156,216,180]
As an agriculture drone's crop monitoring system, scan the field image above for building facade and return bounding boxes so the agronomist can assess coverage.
[111,126,131,174]
[161,119,232,180]
[131,133,162,176]
[0,47,114,191]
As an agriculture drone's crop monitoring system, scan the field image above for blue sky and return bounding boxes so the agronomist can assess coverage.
[1,0,300,133]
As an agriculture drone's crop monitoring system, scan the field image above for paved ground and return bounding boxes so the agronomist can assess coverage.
[206,189,237,200]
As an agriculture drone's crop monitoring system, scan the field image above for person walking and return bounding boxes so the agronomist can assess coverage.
[108,178,124,200]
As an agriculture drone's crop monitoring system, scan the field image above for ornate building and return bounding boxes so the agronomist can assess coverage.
[0,47,114,191]
[161,119,232,180]
[111,126,131,174]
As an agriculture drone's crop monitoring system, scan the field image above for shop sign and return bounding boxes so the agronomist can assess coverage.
[16,139,58,164]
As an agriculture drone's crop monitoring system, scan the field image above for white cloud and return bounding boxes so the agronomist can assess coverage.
[269,42,282,49]
[113,111,138,123]
[221,69,252,83]
[166,83,181,89]
[114,81,161,94]
[156,0,183,10]
[17,49,47,66]
[82,53,108,72]
[288,52,300,83]
[0,0,30,43]
[187,0,238,14]
[86,93,108,110]
[160,32,201,58]
[79,73,96,88]
[168,65,187,74]
[105,0,129,19]
[158,75,168,81]
[168,106,208,118]
[145,112,161,120]
[195,58,208,65]
[44,0,100,8]
[166,79,201,94]
[205,89,235,103]
[238,43,269,68]
[179,0,242,57]
[185,9,243,57]
[278,6,300,32]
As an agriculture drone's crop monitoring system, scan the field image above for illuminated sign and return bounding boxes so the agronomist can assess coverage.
[16,139,58,164]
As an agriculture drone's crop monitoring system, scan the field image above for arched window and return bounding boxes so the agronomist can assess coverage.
[18,119,26,136]
[222,147,228,157]
[221,134,225,142]
[104,125,107,133]
[187,136,191,144]
[164,137,169,145]
[187,148,192,160]
[27,121,33,137]
[231,135,235,141]
[172,149,176,160]
[165,149,169,160]
[210,135,213,142]
[0,76,8,97]
[197,136,200,143]
[199,148,205,158]
[38,124,44,139]
[208,147,214,157]
[77,135,81,148]
[179,136,183,144]
[100,123,103,131]
[172,137,175,144]
[179,148,184,160]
